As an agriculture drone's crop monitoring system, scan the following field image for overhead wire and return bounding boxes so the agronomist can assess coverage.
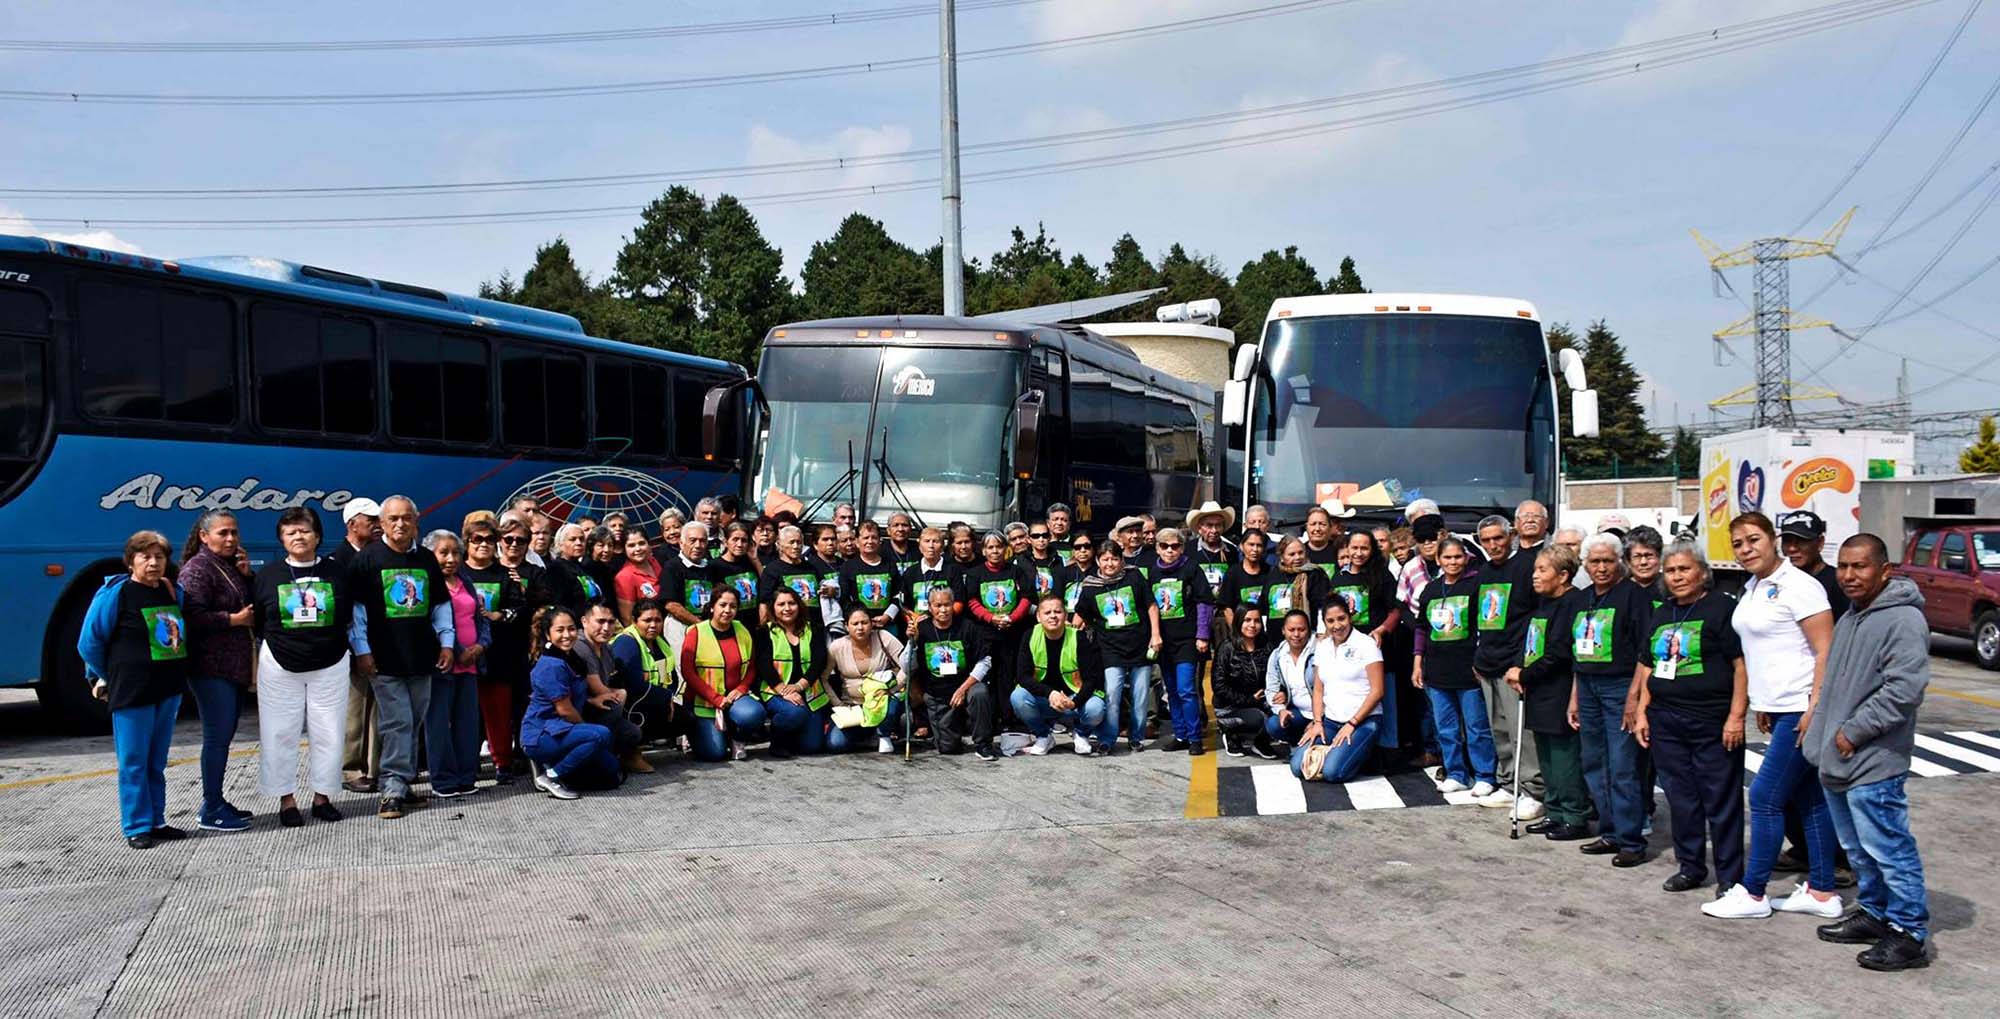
[0,0,1048,53]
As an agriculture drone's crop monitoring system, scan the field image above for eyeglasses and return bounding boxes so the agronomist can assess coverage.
[1029,532,1049,539]
[500,536,528,546]
[1157,541,1182,549]
[467,534,495,544]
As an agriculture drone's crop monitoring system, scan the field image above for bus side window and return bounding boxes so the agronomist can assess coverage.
[501,347,586,451]
[592,358,668,458]
[252,304,376,436]
[386,323,490,445]
[0,288,49,476]
[78,278,235,426]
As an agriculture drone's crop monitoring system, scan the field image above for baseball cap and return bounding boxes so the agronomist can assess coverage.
[1777,510,1826,540]
[342,497,383,524]
[1597,512,1631,538]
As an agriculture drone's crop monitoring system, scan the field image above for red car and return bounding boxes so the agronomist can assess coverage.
[1898,525,2000,670]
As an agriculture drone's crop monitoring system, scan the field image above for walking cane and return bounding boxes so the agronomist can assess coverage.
[1509,691,1525,840]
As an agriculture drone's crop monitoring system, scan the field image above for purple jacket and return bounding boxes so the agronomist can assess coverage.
[180,548,254,685]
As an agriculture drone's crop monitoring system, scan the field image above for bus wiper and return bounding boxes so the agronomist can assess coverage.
[871,427,926,530]
[799,438,859,523]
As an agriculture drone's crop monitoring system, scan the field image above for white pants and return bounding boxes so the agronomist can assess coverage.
[257,646,352,798]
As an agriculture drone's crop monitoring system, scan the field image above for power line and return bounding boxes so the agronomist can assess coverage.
[0,0,1365,107]
[1,0,1930,208]
[17,0,1928,232]
[0,0,1048,53]
[1789,0,1983,232]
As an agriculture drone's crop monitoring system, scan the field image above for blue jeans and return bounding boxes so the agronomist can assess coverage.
[424,672,483,792]
[1823,775,1929,940]
[1163,659,1202,742]
[1102,664,1155,747]
[1376,671,1400,749]
[185,676,240,817]
[525,724,615,783]
[1576,676,1644,852]
[1265,708,1316,746]
[761,695,816,750]
[1426,686,1496,786]
[688,698,768,762]
[1290,716,1380,782]
[112,695,181,837]
[1746,711,1837,896]
[1010,686,1108,740]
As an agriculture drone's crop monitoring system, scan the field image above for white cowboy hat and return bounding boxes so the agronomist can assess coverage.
[1186,500,1236,531]
[1318,497,1356,519]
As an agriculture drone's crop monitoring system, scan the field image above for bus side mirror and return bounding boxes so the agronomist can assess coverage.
[1012,390,1044,480]
[1221,379,1249,426]
[1570,389,1600,438]
[1557,347,1588,390]
[703,378,763,464]
[1231,343,1259,382]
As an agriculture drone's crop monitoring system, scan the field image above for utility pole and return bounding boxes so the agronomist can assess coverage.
[938,0,965,316]
[1692,209,1853,428]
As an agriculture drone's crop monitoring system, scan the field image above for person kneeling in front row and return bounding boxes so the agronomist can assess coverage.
[904,587,998,761]
[1011,594,1107,756]
[520,607,619,799]
[1290,599,1383,783]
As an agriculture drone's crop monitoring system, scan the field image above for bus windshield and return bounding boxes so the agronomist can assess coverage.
[757,345,1021,516]
[1250,313,1554,524]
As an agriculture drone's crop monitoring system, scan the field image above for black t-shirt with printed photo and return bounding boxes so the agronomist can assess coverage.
[908,615,991,698]
[1075,570,1154,667]
[840,556,901,617]
[897,563,961,623]
[1016,553,1063,602]
[1217,563,1277,617]
[758,558,822,610]
[1569,579,1651,681]
[1304,540,1342,582]
[1329,570,1398,632]
[1415,574,1479,690]
[659,556,718,617]
[1191,541,1236,595]
[104,579,190,711]
[1643,590,1744,721]
[1148,555,1214,661]
[712,554,760,608]
[254,555,354,674]
[1471,551,1541,677]
[347,539,448,677]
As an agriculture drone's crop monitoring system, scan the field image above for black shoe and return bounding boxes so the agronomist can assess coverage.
[1819,910,1892,945]
[311,800,343,823]
[1770,848,1809,873]
[1579,838,1620,855]
[280,805,304,828]
[342,777,377,794]
[401,793,428,811]
[1525,818,1559,835]
[1834,865,1857,890]
[1222,736,1246,758]
[1249,739,1279,760]
[1128,739,1146,754]
[1613,851,1647,868]
[493,771,517,786]
[1188,739,1204,757]
[1858,929,1930,971]
[1662,871,1705,893]
[377,797,405,820]
[1543,823,1593,842]
[126,833,157,850]
[972,742,999,762]
[1161,737,1187,752]
[767,744,794,760]
[147,825,188,841]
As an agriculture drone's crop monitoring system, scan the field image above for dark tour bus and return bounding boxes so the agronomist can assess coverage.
[705,315,1215,532]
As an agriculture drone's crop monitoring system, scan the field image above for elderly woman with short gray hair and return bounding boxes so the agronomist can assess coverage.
[1634,540,1748,895]
[421,529,491,799]
[1570,531,1653,868]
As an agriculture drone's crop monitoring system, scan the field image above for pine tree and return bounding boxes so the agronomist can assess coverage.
[1670,426,1701,478]
[1962,416,2000,473]
[697,195,794,366]
[1327,255,1368,294]
[800,214,934,320]
[608,188,793,364]
[1235,246,1322,340]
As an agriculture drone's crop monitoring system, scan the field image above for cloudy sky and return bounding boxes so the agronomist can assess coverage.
[3,0,1997,432]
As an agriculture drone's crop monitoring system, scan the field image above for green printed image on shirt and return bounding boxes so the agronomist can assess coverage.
[1034,566,1055,595]
[1572,608,1617,663]
[279,581,336,630]
[1650,623,1705,677]
[381,569,429,619]
[925,640,967,677]
[855,573,893,610]
[683,579,713,613]
[1318,562,1340,582]
[1477,583,1511,631]
[784,573,816,602]
[723,571,757,603]
[1095,587,1138,629]
[577,574,602,600]
[912,579,949,613]
[1335,585,1370,627]
[471,581,500,614]
[143,605,188,661]
[1427,595,1470,642]
[1154,578,1186,619]
[1523,618,1548,666]
[979,578,1018,612]
[1265,582,1294,613]
[1201,562,1229,590]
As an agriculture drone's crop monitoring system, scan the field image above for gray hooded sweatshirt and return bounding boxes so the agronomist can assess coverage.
[1802,575,1928,792]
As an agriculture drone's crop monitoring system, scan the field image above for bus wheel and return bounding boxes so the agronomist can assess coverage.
[36,583,112,735]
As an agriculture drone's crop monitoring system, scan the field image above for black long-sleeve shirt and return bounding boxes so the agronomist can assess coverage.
[1015,626,1104,701]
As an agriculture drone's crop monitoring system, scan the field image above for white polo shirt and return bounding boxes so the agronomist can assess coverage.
[1732,560,1832,713]
[1315,630,1385,725]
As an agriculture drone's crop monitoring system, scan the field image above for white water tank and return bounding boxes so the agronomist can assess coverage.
[1084,315,1235,389]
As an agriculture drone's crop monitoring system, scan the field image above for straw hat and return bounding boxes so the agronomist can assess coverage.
[1186,500,1236,531]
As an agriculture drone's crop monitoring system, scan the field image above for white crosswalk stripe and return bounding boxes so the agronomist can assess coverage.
[1949,730,2000,753]
[1915,734,2000,772]
[1344,776,1406,810]
[1249,763,1307,815]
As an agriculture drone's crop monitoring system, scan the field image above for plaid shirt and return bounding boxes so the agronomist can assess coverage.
[1395,556,1433,616]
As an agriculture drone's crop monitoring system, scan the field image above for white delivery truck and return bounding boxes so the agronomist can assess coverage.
[1697,427,1913,571]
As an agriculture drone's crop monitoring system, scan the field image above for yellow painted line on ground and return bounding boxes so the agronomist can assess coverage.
[0,745,260,792]
[1933,685,2000,711]
[1185,666,1219,819]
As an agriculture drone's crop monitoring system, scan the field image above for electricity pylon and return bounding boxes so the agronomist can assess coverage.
[1692,208,1854,427]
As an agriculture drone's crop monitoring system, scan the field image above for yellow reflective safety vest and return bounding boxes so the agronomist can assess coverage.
[690,620,753,718]
[762,623,829,710]
[1027,624,1090,696]
[617,624,679,694]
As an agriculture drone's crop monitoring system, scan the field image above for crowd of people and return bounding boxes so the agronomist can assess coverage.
[77,490,1936,970]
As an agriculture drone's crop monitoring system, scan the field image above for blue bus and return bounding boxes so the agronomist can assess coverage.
[0,234,747,731]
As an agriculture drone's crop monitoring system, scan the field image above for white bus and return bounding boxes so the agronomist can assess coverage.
[1219,292,1598,532]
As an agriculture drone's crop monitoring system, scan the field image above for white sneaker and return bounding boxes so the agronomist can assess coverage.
[1439,778,1469,793]
[537,770,579,801]
[1027,734,1054,756]
[729,741,748,762]
[1701,884,1772,919]
[1774,884,1845,919]
[1073,733,1093,756]
[877,737,895,754]
[1470,781,1497,798]
[1514,795,1545,820]
[1476,787,1514,808]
